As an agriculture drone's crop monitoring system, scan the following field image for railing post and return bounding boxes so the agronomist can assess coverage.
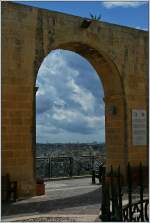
[127,162,132,221]
[98,165,103,184]
[48,157,51,178]
[117,165,123,221]
[110,165,120,221]
[72,157,74,177]
[139,162,144,221]
[92,156,94,169]
[101,168,111,221]
[92,170,96,184]
[69,157,73,177]
[110,165,115,217]
[51,158,53,178]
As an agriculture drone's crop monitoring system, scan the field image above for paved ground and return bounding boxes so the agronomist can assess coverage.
[2,177,102,222]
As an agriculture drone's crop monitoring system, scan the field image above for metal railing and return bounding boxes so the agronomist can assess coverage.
[100,163,149,222]
[36,155,105,179]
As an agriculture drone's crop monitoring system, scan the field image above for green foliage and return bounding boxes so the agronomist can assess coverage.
[89,13,102,21]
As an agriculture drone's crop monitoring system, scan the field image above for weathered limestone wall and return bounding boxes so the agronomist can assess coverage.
[2,2,148,197]
[2,3,37,196]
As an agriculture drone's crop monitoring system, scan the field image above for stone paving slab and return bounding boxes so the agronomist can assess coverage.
[2,178,101,220]
[2,214,99,222]
[45,175,92,181]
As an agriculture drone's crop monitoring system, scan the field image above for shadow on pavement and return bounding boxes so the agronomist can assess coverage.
[2,188,101,217]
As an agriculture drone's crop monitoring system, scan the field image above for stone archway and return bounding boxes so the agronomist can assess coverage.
[34,42,127,172]
[2,2,148,197]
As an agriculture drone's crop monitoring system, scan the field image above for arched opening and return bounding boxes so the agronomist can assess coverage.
[34,42,126,176]
[35,49,106,215]
[34,42,125,215]
[36,49,105,145]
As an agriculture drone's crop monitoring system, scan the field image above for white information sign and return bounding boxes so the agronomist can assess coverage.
[132,110,147,146]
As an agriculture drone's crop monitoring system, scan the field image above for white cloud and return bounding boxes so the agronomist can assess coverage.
[135,26,148,31]
[102,1,146,8]
[87,115,105,129]
[67,78,96,112]
[36,50,105,143]
[51,106,104,132]
[52,108,78,122]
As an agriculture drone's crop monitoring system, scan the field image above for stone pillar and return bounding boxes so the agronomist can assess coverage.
[2,85,37,197]
[104,95,127,176]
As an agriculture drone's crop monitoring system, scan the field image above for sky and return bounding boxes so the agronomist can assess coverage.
[36,50,105,143]
[14,1,148,144]
[15,1,148,30]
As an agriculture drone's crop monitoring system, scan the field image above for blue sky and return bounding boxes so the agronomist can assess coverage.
[14,1,148,143]
[36,50,105,143]
[16,1,148,30]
